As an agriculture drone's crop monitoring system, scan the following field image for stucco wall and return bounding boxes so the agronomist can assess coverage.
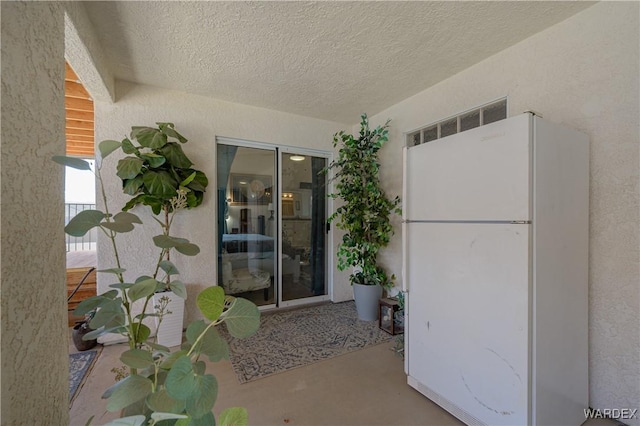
[0,2,68,424]
[369,2,639,419]
[94,82,349,322]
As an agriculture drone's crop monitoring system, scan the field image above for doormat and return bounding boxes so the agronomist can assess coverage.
[69,349,98,404]
[222,301,392,383]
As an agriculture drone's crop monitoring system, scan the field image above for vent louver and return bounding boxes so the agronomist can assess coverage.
[408,98,507,147]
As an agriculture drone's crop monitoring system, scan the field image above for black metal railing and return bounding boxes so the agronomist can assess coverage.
[66,203,97,252]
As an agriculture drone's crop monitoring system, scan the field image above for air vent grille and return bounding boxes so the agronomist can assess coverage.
[407,98,507,147]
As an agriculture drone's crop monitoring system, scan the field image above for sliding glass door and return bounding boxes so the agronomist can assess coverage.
[280,150,328,305]
[217,139,329,309]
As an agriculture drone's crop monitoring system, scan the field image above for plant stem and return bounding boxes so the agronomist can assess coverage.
[152,205,175,284]
[165,205,171,282]
[96,165,125,284]
[186,318,222,358]
[152,248,167,280]
[96,163,137,353]
[133,294,153,348]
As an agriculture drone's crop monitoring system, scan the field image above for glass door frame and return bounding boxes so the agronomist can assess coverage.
[216,137,333,311]
[278,146,332,309]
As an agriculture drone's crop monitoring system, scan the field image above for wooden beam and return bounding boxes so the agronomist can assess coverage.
[66,148,94,157]
[66,127,94,138]
[65,141,94,149]
[66,119,93,131]
[66,144,94,150]
[66,149,94,156]
[67,146,95,158]
[65,62,80,82]
[66,148,94,154]
[65,97,93,112]
[66,138,94,144]
[67,143,94,151]
[66,147,94,155]
[66,109,94,122]
[66,138,93,145]
[66,134,94,142]
[65,81,91,100]
[67,136,93,146]
[65,144,94,153]
[65,61,94,158]
[67,151,95,158]
[66,145,94,153]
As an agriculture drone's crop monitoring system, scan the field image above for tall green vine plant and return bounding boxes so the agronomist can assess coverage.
[53,134,259,426]
[325,114,402,287]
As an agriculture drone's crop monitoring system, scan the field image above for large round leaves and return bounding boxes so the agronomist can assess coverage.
[196,286,225,322]
[223,298,260,339]
[165,355,218,420]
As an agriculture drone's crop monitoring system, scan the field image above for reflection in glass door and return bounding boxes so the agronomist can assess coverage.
[217,144,276,307]
[280,152,327,304]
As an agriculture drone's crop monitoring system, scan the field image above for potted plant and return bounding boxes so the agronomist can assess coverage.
[325,114,402,321]
[115,122,209,347]
[71,310,98,352]
[54,134,259,425]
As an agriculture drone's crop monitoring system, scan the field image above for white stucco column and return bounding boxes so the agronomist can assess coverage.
[1,2,68,424]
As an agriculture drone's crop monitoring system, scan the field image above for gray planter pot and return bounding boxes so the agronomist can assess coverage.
[353,283,382,321]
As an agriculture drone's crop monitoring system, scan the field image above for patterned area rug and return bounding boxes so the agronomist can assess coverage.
[223,301,392,383]
[69,350,98,403]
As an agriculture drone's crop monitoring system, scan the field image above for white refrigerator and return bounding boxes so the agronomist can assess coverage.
[402,113,589,426]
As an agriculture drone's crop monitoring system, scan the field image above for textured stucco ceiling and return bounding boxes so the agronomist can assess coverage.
[82,1,594,123]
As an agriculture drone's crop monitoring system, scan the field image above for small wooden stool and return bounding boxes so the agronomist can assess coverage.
[378,297,403,335]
